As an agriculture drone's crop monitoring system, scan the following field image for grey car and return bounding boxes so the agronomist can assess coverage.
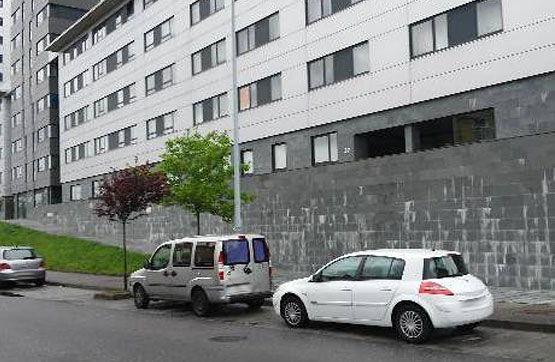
[0,247,46,287]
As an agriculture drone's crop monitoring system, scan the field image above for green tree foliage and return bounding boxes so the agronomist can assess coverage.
[159,132,253,235]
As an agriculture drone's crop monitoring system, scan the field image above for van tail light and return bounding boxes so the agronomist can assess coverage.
[218,271,225,281]
[419,281,454,296]
[38,260,45,268]
[0,262,11,271]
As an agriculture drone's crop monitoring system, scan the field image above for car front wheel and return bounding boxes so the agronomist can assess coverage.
[133,284,150,309]
[395,305,433,343]
[281,296,308,328]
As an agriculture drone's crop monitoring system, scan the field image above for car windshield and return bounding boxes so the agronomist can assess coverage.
[4,249,37,260]
[423,254,468,279]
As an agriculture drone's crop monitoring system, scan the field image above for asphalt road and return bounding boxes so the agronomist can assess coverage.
[0,286,553,362]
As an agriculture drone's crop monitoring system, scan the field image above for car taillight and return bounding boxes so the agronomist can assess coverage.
[0,262,11,270]
[419,281,454,296]
[38,260,45,268]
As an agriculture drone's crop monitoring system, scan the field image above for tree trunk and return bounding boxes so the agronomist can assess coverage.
[122,221,128,291]
[196,211,201,236]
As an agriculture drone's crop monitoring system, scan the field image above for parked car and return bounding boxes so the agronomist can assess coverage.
[129,234,272,316]
[0,246,46,287]
[273,249,493,343]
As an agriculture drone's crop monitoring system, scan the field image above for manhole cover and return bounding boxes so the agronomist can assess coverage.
[209,336,248,343]
[0,292,24,298]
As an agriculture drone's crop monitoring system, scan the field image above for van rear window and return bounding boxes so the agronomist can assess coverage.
[224,240,249,265]
[253,238,269,263]
[423,254,469,279]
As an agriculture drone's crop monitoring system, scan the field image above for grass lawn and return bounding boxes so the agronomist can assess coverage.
[0,222,148,276]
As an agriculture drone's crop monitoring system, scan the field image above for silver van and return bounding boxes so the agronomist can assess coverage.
[129,234,272,316]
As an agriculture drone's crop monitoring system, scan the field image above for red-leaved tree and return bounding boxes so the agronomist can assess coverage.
[94,165,169,290]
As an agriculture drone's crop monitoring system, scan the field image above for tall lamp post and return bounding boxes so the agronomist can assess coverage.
[230,0,242,232]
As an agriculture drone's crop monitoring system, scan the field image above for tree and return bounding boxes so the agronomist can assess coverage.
[159,131,253,235]
[94,165,169,290]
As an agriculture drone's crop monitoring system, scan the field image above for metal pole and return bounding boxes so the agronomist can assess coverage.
[230,0,242,232]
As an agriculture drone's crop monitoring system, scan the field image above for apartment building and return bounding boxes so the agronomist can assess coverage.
[3,0,98,218]
[44,0,555,289]
[0,0,11,216]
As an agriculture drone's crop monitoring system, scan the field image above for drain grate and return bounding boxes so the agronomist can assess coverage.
[209,336,248,343]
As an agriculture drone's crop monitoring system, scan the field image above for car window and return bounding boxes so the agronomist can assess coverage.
[194,243,215,268]
[172,243,192,267]
[253,238,270,263]
[3,249,37,260]
[423,254,469,279]
[320,256,363,282]
[150,245,171,270]
[360,256,405,280]
[224,239,250,265]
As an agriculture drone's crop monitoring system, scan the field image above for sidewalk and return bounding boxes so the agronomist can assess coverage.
[46,270,555,333]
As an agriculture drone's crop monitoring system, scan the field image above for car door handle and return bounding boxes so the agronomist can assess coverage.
[171,271,177,277]
[380,288,393,292]
[340,288,352,292]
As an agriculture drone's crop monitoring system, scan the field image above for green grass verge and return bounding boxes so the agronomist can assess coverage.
[0,222,147,276]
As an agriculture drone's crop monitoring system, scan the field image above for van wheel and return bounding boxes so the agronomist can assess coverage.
[247,298,265,309]
[281,296,308,328]
[192,289,211,317]
[133,284,150,309]
[394,305,433,344]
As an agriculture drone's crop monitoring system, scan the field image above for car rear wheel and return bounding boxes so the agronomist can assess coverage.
[395,305,433,343]
[133,284,150,309]
[34,279,45,287]
[192,289,211,317]
[281,296,308,328]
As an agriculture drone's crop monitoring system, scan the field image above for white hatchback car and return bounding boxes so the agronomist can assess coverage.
[273,249,493,343]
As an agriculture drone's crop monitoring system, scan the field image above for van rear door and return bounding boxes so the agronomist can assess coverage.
[220,238,253,296]
[251,237,271,293]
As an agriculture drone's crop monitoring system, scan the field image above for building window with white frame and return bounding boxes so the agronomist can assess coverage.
[272,143,287,171]
[144,17,173,52]
[146,112,175,140]
[36,33,58,56]
[92,2,134,45]
[312,132,338,165]
[70,185,83,201]
[92,180,103,199]
[192,39,226,75]
[64,70,90,97]
[93,42,134,81]
[64,106,92,130]
[237,13,279,55]
[308,42,369,90]
[190,0,225,26]
[65,142,90,164]
[241,150,254,175]
[93,83,136,117]
[193,93,227,125]
[63,36,87,64]
[145,64,173,96]
[238,74,281,111]
[36,94,58,113]
[306,0,365,24]
[410,0,503,58]
[36,63,57,84]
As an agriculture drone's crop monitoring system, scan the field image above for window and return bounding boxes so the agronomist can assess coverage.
[318,256,363,281]
[64,106,92,130]
[360,256,406,280]
[36,5,49,26]
[94,83,136,117]
[237,13,279,55]
[192,39,226,75]
[36,33,58,55]
[37,94,58,113]
[34,189,49,207]
[12,166,24,180]
[36,125,57,144]
[36,63,57,84]
[11,59,21,76]
[306,0,365,24]
[354,126,406,160]
[410,0,503,58]
[223,239,250,265]
[93,42,135,80]
[272,143,287,171]
[64,36,88,64]
[145,17,173,52]
[11,86,22,101]
[93,2,134,44]
[253,238,270,263]
[3,249,36,260]
[146,112,175,140]
[193,93,228,125]
[144,0,159,9]
[150,245,171,270]
[92,180,102,199]
[65,142,90,164]
[415,109,495,151]
[191,0,225,25]
[309,42,368,90]
[70,185,83,201]
[241,150,254,175]
[11,33,21,51]
[145,65,173,96]
[173,243,193,267]
[11,112,24,128]
[11,139,23,154]
[94,125,137,155]
[64,70,90,97]
[423,254,468,280]
[312,132,338,165]
[194,243,215,268]
[238,73,281,111]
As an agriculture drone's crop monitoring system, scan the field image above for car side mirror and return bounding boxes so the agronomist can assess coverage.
[143,259,151,270]
[310,273,322,283]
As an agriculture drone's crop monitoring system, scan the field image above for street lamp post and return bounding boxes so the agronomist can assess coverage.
[230,0,242,232]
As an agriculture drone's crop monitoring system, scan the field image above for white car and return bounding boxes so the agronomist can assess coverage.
[273,249,493,343]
